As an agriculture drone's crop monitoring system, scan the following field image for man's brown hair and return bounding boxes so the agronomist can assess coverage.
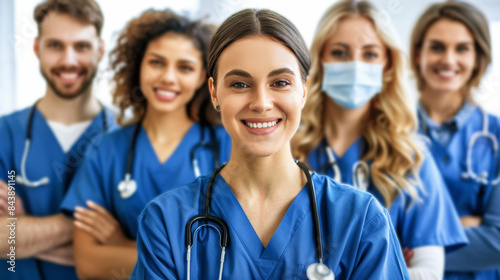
[34,0,104,36]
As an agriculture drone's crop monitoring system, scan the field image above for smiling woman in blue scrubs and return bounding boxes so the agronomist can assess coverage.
[292,1,467,279]
[132,8,409,280]
[60,9,231,279]
[410,2,500,279]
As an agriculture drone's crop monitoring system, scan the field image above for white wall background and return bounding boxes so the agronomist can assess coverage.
[1,0,499,117]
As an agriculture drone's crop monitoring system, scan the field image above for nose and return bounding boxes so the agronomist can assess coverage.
[441,48,456,66]
[249,86,273,112]
[161,66,177,85]
[61,47,78,67]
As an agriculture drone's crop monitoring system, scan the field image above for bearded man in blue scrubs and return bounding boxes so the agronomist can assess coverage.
[0,1,115,279]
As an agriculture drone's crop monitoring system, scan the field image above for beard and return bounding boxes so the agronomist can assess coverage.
[40,66,98,100]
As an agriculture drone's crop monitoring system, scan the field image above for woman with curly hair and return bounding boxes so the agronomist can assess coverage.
[292,1,467,279]
[60,9,231,279]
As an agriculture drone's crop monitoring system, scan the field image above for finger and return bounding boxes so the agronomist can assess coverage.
[74,207,112,235]
[86,201,117,224]
[74,220,106,244]
[0,199,9,214]
[0,180,8,190]
[0,187,8,200]
[406,250,414,262]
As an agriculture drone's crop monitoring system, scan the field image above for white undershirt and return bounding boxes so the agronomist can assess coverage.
[408,246,445,280]
[47,120,92,153]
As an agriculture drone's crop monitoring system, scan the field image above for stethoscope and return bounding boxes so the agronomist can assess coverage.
[117,121,220,199]
[419,108,500,186]
[16,101,109,187]
[185,161,334,280]
[317,144,370,192]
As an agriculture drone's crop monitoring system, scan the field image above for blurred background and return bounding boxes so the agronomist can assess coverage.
[1,0,499,117]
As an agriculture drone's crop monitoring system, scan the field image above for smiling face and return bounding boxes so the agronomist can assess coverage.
[139,32,206,115]
[321,15,387,64]
[417,18,476,95]
[209,36,306,158]
[35,12,104,99]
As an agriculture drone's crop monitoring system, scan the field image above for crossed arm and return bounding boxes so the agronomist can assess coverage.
[0,180,74,265]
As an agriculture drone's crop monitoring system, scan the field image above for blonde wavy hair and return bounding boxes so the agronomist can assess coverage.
[292,0,423,207]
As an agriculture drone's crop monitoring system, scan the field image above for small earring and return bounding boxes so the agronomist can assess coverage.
[215,105,221,112]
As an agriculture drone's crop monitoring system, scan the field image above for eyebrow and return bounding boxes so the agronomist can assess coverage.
[223,68,295,80]
[267,68,295,77]
[148,53,198,64]
[45,38,92,44]
[330,42,381,50]
[428,39,474,45]
[224,69,252,79]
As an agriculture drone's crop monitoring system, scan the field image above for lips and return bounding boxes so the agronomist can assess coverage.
[55,71,83,83]
[241,118,282,135]
[434,69,458,80]
[154,88,179,101]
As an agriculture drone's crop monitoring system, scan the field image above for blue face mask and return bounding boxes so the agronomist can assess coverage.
[321,61,384,109]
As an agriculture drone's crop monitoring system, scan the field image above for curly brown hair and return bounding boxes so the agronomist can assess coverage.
[109,9,219,126]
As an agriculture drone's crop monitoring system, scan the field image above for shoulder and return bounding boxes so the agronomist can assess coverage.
[103,106,120,132]
[0,107,31,130]
[140,175,208,223]
[486,111,500,134]
[87,124,136,161]
[313,172,384,219]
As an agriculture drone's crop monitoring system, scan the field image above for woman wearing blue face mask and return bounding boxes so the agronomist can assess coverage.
[411,2,500,279]
[292,1,468,279]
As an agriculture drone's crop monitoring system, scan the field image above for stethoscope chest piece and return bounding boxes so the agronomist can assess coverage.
[118,174,137,199]
[307,263,334,280]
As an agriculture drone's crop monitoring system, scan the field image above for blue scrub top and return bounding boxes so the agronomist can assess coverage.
[0,106,116,280]
[419,105,500,280]
[131,173,409,279]
[61,122,231,239]
[308,137,468,253]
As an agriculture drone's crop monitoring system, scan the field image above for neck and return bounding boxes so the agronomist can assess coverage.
[420,86,467,124]
[142,106,193,144]
[221,145,306,200]
[323,98,368,156]
[37,85,101,125]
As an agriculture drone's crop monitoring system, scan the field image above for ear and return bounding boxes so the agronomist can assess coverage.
[34,38,40,58]
[98,39,105,62]
[196,69,207,90]
[208,77,218,107]
[301,78,308,109]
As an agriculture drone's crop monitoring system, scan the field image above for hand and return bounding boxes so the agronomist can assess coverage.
[36,244,74,266]
[402,247,414,267]
[0,180,25,215]
[74,201,131,246]
[460,215,482,228]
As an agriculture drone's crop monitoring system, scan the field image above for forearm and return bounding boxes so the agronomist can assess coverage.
[74,228,137,280]
[408,246,444,280]
[0,214,73,258]
[445,226,500,271]
[36,243,74,266]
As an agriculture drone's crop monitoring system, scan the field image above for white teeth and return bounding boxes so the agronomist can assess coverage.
[244,120,278,129]
[438,70,455,77]
[60,73,78,79]
[157,90,176,97]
